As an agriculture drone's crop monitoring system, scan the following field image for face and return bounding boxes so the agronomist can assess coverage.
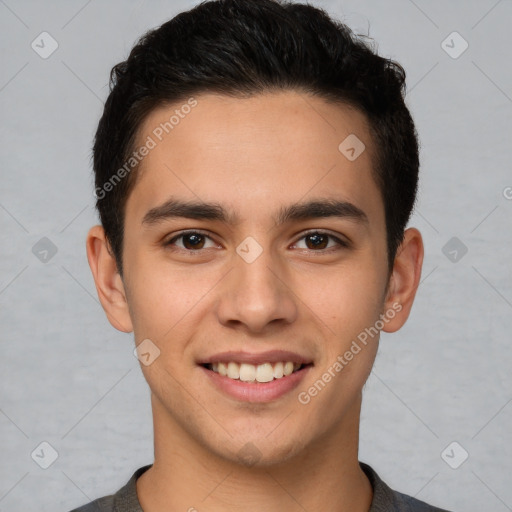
[101,91,406,466]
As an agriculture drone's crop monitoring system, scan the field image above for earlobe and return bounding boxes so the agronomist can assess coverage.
[86,225,134,333]
[382,227,424,333]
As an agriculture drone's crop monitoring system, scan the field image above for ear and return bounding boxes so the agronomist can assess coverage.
[86,225,133,333]
[382,227,424,333]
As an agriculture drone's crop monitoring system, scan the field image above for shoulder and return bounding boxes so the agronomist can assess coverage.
[67,464,152,512]
[68,494,114,512]
[360,461,453,512]
[392,489,452,511]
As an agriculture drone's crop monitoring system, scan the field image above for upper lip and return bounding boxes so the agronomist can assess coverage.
[198,350,313,366]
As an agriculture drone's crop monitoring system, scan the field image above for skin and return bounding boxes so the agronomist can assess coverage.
[86,90,423,512]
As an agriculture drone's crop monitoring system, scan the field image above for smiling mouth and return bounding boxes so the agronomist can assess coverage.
[202,361,313,383]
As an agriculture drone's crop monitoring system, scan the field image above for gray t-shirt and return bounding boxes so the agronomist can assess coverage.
[69,462,452,511]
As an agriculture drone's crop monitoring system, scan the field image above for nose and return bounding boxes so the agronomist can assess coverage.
[215,247,298,333]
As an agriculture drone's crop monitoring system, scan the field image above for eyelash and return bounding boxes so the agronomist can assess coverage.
[164,229,349,253]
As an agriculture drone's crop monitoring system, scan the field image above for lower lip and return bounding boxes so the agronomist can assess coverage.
[201,365,312,403]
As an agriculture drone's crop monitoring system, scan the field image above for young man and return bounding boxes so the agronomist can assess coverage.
[74,0,451,510]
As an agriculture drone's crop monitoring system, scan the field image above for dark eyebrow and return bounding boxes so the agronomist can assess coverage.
[141,198,368,227]
[142,199,233,226]
[275,198,368,226]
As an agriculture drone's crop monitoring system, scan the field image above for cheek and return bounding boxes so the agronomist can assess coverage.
[124,252,219,340]
[300,265,384,414]
[296,257,386,339]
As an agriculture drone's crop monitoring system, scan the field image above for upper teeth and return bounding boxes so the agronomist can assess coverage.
[210,361,302,383]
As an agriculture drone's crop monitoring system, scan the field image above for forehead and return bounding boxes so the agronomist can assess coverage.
[126,91,384,228]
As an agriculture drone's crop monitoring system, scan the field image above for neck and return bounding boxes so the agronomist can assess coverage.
[137,393,373,512]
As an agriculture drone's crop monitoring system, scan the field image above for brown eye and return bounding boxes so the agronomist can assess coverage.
[166,231,217,251]
[293,231,348,251]
[304,233,329,250]
[181,233,206,249]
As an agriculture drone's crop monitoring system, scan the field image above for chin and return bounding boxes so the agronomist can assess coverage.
[209,430,308,469]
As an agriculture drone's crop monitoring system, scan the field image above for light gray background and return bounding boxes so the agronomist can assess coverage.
[1,1,511,511]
